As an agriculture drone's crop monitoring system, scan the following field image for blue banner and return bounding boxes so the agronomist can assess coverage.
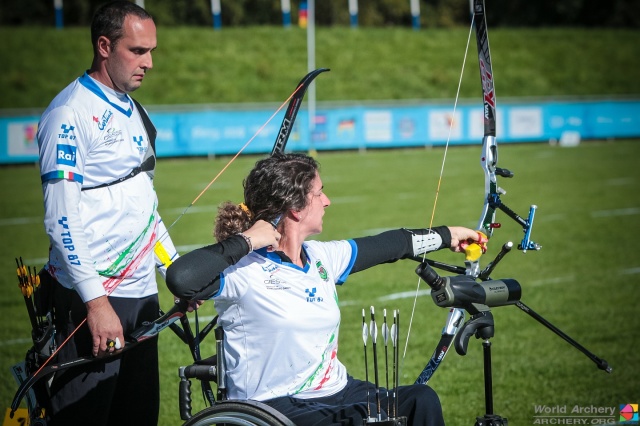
[1,98,639,164]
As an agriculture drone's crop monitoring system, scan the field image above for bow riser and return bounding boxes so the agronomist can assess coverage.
[479,135,499,240]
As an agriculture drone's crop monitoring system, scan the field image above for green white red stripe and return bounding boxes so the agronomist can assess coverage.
[41,170,84,183]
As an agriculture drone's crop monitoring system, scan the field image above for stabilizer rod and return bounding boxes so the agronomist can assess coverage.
[514,301,612,373]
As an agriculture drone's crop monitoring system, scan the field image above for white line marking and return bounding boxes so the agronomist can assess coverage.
[329,196,367,204]
[378,289,430,301]
[527,275,575,287]
[539,213,565,222]
[0,217,41,226]
[591,207,640,218]
[176,244,210,252]
[340,289,430,306]
[605,177,635,186]
[0,338,33,347]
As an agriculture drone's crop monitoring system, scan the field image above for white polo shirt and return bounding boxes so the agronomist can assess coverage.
[37,73,176,301]
[215,239,358,401]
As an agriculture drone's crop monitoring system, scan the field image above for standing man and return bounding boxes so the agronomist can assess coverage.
[36,2,177,424]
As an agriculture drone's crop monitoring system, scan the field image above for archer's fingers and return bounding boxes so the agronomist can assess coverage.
[92,336,100,357]
[186,300,205,312]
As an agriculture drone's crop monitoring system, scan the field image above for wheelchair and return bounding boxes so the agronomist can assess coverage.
[177,317,296,426]
[9,294,295,426]
[12,293,404,425]
[178,309,414,426]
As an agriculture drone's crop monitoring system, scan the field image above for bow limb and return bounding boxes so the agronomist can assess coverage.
[168,68,330,224]
[266,68,329,227]
[272,68,330,155]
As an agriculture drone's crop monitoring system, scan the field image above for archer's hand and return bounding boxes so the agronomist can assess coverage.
[86,295,124,357]
[175,298,205,312]
[243,220,281,251]
[448,227,488,255]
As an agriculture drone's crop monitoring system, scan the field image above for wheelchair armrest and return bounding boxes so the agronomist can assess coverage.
[194,354,217,366]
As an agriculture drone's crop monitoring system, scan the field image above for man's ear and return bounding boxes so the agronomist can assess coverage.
[96,36,111,58]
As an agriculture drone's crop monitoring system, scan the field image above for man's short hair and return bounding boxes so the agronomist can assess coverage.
[91,1,153,54]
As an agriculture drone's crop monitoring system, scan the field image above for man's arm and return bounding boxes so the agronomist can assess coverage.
[43,179,124,356]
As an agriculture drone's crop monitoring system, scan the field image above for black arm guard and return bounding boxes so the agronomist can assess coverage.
[166,235,249,301]
[351,226,451,273]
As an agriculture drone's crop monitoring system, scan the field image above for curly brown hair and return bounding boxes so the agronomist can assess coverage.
[213,153,319,241]
[214,202,252,241]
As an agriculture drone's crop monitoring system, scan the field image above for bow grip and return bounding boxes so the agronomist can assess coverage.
[463,231,488,262]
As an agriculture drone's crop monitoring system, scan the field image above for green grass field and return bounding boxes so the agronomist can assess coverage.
[1,26,639,109]
[1,140,639,424]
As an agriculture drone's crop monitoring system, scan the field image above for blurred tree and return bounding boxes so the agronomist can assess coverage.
[1,0,638,27]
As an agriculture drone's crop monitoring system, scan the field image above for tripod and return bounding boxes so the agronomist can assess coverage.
[415,249,611,425]
[454,310,506,426]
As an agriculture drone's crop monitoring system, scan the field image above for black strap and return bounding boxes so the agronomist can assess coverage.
[82,99,156,191]
[82,167,142,191]
[131,98,157,174]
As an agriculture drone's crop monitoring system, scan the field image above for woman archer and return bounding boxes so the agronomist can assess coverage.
[166,153,485,426]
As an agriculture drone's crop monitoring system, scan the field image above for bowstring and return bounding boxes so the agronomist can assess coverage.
[402,16,476,361]
[157,82,306,243]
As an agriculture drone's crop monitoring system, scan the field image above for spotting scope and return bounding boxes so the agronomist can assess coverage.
[415,263,521,315]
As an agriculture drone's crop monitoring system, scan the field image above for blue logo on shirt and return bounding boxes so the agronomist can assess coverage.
[57,144,77,166]
[61,124,75,133]
[133,135,146,153]
[305,287,323,303]
[94,109,113,130]
[57,124,76,141]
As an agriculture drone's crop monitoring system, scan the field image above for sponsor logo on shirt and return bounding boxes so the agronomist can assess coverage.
[56,144,77,166]
[261,263,278,273]
[263,277,291,290]
[58,216,81,265]
[133,135,146,153]
[58,124,76,140]
[316,260,329,281]
[103,128,124,146]
[305,287,324,303]
[93,109,113,130]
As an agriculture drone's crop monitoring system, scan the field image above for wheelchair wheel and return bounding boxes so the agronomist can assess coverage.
[183,399,296,426]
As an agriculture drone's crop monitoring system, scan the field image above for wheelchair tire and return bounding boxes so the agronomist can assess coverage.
[183,399,296,426]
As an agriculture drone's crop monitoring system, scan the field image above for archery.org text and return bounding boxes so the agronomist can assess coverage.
[532,405,617,424]
[534,405,615,416]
